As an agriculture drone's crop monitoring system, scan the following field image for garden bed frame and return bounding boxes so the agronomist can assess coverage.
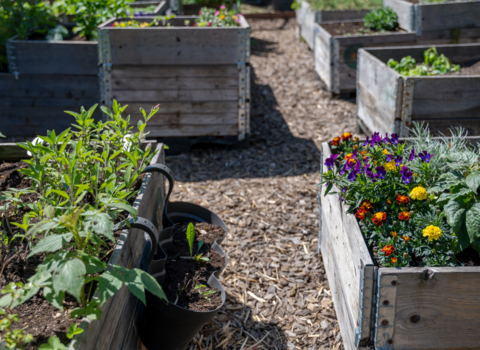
[97,16,251,140]
[314,20,480,94]
[356,43,480,137]
[384,0,480,35]
[0,142,167,350]
[296,0,369,50]
[320,141,480,350]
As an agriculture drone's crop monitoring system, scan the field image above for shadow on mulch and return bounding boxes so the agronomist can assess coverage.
[251,37,277,56]
[190,292,288,350]
[163,66,321,183]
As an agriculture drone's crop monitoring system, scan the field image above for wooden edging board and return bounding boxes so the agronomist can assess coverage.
[97,16,251,141]
[356,43,480,137]
[296,1,369,50]
[320,141,480,350]
[384,0,480,35]
[0,142,165,350]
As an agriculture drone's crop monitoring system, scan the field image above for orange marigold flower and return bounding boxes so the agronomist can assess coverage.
[391,257,398,264]
[402,235,411,242]
[381,245,395,256]
[390,231,397,238]
[332,137,341,146]
[396,195,409,205]
[372,212,387,226]
[360,200,372,211]
[399,211,410,221]
[344,153,353,160]
[347,158,356,166]
[354,137,359,142]
[386,199,392,205]
[341,132,352,141]
[355,209,366,220]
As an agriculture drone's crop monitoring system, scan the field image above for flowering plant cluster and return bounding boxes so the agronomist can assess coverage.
[110,15,175,28]
[195,6,241,27]
[322,125,480,267]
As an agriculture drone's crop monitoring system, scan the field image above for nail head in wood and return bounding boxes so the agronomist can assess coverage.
[383,300,389,306]
[382,320,389,326]
[410,315,421,323]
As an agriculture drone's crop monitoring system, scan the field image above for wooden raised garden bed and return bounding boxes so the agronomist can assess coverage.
[296,0,369,50]
[384,0,480,35]
[320,141,480,350]
[356,43,480,137]
[0,142,166,350]
[3,36,100,141]
[98,16,251,140]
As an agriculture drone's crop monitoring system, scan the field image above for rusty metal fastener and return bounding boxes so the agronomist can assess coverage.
[388,339,393,345]
[391,280,397,286]
[383,300,389,306]
[381,320,389,326]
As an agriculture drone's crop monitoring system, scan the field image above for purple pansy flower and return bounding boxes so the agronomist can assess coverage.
[363,136,370,147]
[383,133,389,145]
[409,148,416,161]
[324,154,338,171]
[418,151,434,164]
[340,162,347,175]
[395,155,403,167]
[400,166,413,184]
[391,133,399,145]
[348,170,357,182]
[375,166,386,179]
[386,154,393,162]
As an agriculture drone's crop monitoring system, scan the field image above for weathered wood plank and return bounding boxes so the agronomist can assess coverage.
[0,143,29,161]
[383,0,414,32]
[11,40,98,75]
[126,101,238,114]
[129,113,238,126]
[112,77,238,90]
[357,48,402,135]
[314,23,333,90]
[107,25,244,65]
[112,89,238,102]
[379,267,480,350]
[143,124,238,137]
[111,65,238,78]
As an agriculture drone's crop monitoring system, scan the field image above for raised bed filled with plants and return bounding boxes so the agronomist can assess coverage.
[320,129,480,350]
[384,0,480,35]
[98,9,251,140]
[357,43,480,137]
[294,0,375,50]
[0,104,169,349]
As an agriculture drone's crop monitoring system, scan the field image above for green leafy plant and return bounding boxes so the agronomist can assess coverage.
[38,336,67,350]
[0,309,33,350]
[194,284,215,300]
[0,101,168,323]
[185,223,209,262]
[66,323,83,339]
[388,47,460,76]
[46,24,68,40]
[110,15,175,28]
[195,7,241,27]
[363,7,398,31]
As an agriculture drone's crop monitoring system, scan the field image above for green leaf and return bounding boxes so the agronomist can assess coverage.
[81,254,106,274]
[52,258,86,302]
[324,183,333,196]
[44,286,65,310]
[466,171,480,193]
[85,299,102,321]
[136,268,167,304]
[28,233,73,258]
[51,189,70,200]
[467,203,480,254]
[67,323,84,340]
[38,336,68,350]
[186,223,195,257]
[445,199,470,253]
[429,171,463,193]
[97,270,123,306]
[124,269,146,305]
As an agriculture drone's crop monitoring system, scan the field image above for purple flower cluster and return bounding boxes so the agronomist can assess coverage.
[363,132,399,147]
[400,166,413,184]
[324,154,338,171]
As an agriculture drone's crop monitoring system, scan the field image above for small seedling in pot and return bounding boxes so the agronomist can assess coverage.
[194,285,215,300]
[185,223,210,263]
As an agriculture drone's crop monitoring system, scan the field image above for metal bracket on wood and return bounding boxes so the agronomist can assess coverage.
[6,38,19,80]
[374,274,397,350]
[332,39,340,94]
[414,5,422,36]
[98,30,113,112]
[355,263,376,348]
[401,79,414,137]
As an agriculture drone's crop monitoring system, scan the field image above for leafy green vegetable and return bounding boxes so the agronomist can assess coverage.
[186,222,195,257]
[66,323,83,340]
[363,7,398,31]
[38,336,68,350]
[388,47,460,76]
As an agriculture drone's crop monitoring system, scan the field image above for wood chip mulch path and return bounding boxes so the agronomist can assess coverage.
[167,18,361,350]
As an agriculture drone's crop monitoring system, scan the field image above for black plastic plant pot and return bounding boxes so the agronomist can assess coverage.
[139,201,228,350]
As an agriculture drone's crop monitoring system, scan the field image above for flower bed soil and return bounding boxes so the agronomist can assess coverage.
[0,160,145,348]
[321,21,402,36]
[162,222,226,312]
[445,59,480,76]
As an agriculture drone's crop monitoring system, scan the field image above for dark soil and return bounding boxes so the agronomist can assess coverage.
[321,21,402,36]
[446,59,480,76]
[162,222,226,312]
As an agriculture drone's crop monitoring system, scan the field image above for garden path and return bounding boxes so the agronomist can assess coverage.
[167,18,359,350]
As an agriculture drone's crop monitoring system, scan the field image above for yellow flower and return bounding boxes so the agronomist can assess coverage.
[382,149,390,155]
[423,225,443,241]
[120,22,125,27]
[220,15,225,19]
[410,186,427,200]
[384,160,396,172]
[390,231,397,238]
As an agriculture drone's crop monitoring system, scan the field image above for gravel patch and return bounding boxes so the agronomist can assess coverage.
[167,18,361,350]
